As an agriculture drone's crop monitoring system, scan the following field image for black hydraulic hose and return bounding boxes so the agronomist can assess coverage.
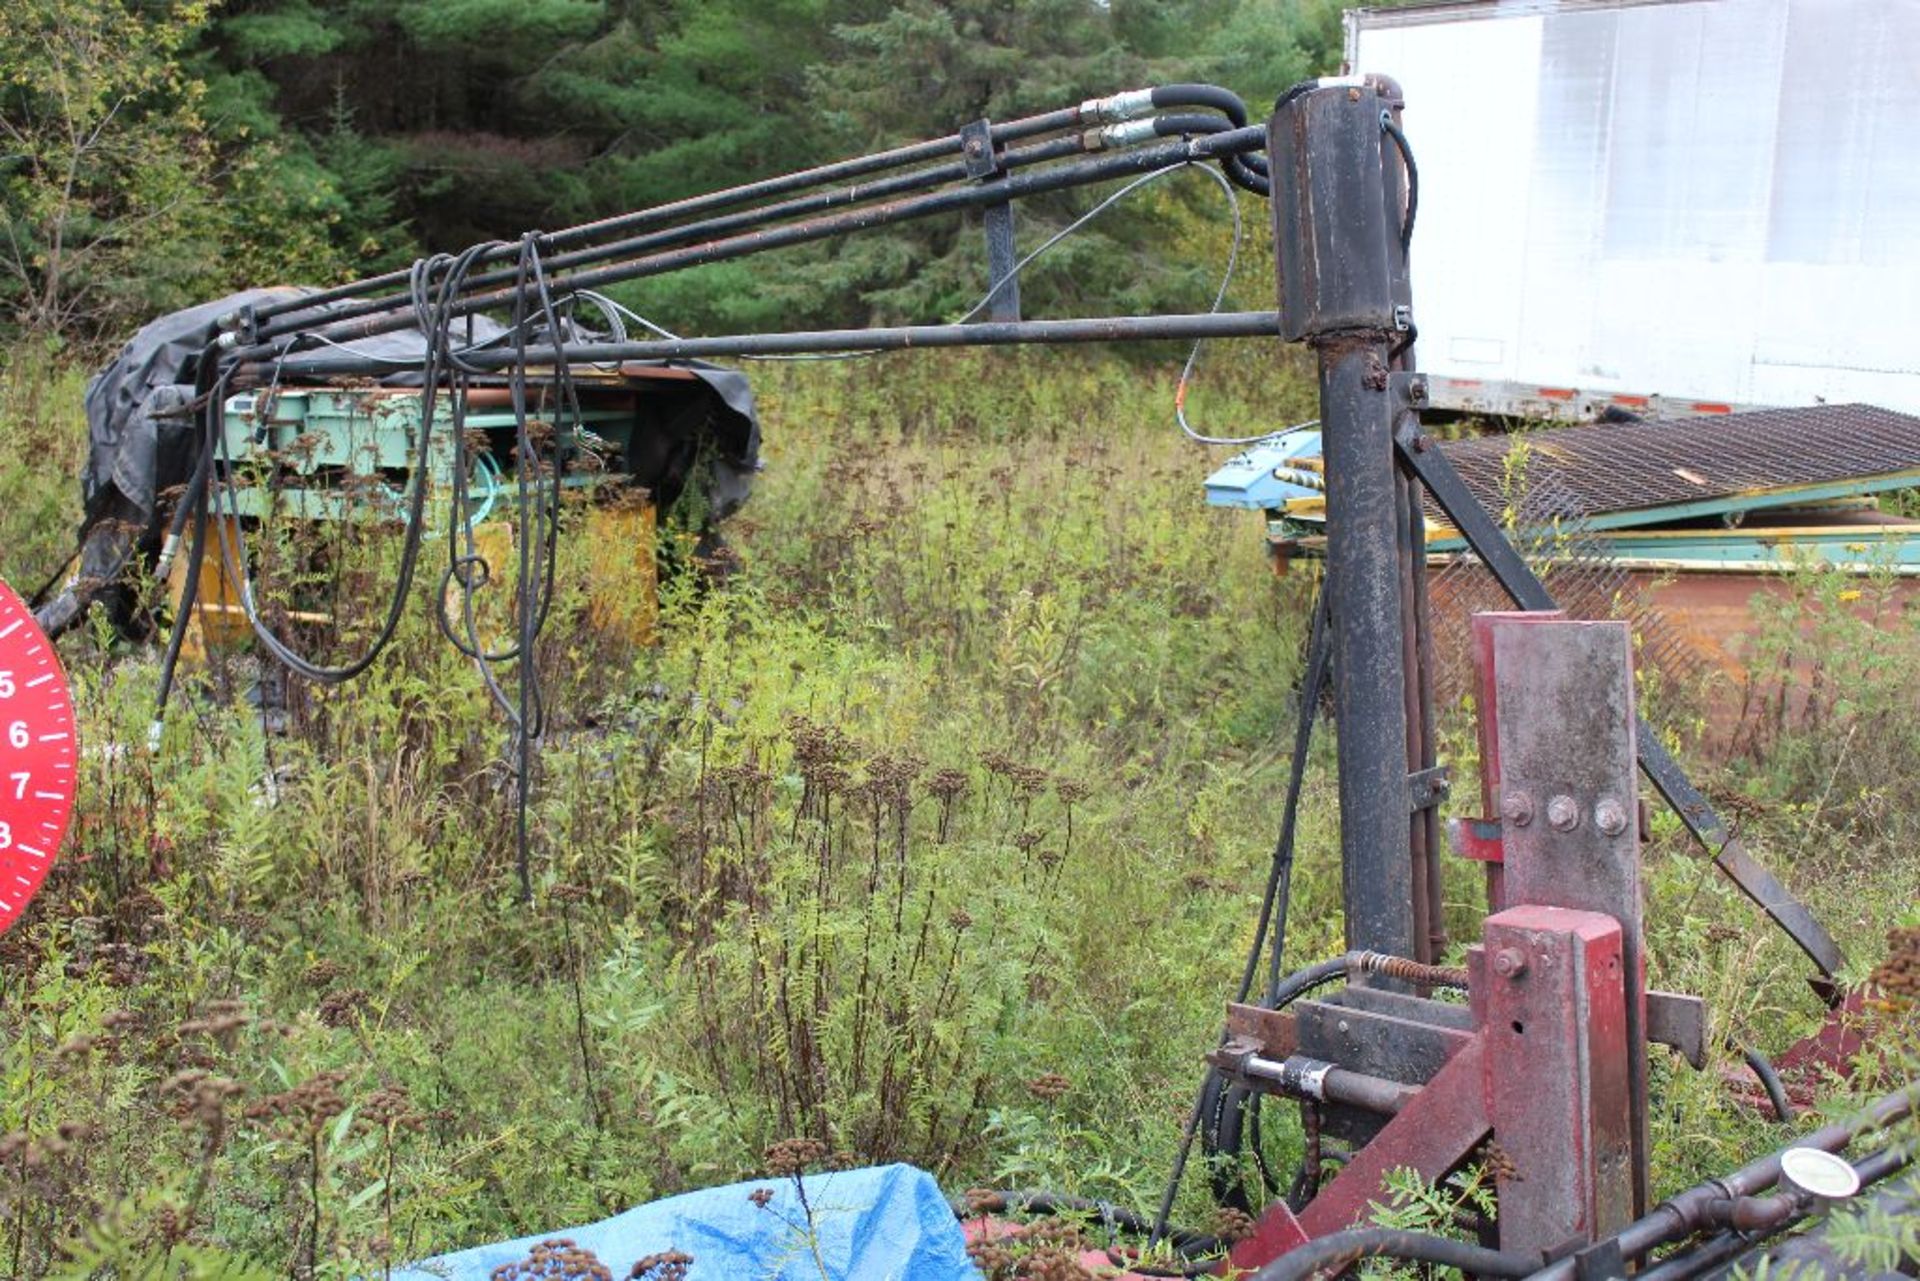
[206,247,496,686]
[1151,83,1269,192]
[1195,584,1332,1213]
[1381,117,1417,256]
[149,347,227,742]
[241,103,1089,326]
[1144,82,1267,172]
[1247,1228,1541,1281]
[1269,955,1356,1010]
[1153,83,1247,127]
[152,479,209,738]
[248,131,1096,346]
[1742,1046,1796,1123]
[251,311,1283,381]
[1265,587,1331,1002]
[231,129,1267,362]
[956,1190,1224,1257]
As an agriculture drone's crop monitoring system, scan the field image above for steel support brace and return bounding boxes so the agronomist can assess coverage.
[1392,409,1846,993]
[961,118,1022,322]
[1228,1037,1491,1271]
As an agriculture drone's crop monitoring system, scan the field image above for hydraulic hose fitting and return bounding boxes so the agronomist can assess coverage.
[1080,88,1156,124]
[1097,119,1160,149]
[153,532,182,580]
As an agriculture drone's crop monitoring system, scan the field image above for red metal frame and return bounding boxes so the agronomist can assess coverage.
[1222,615,1649,1274]
[964,617,1658,1278]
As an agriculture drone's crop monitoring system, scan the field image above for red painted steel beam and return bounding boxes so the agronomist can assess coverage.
[1483,906,1635,1250]
[1226,1036,1491,1273]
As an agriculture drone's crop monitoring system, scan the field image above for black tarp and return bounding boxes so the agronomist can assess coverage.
[38,288,760,636]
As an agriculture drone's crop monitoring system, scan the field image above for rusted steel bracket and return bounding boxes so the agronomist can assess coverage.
[1391,400,1846,995]
[1406,764,1450,811]
[1646,990,1708,1070]
[1477,614,1650,1212]
[961,118,1021,323]
[1234,988,1704,1070]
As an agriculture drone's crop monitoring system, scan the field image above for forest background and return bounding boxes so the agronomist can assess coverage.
[2,0,1348,347]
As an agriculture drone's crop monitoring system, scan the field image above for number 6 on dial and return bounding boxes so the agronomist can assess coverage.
[0,580,76,938]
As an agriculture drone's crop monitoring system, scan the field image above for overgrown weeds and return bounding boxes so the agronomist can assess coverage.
[0,345,1911,1275]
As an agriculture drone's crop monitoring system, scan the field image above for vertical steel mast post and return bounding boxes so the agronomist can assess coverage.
[1269,83,1424,962]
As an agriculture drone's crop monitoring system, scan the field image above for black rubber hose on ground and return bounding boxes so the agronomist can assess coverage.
[1245,1228,1542,1281]
[952,1189,1223,1256]
[1742,1045,1796,1123]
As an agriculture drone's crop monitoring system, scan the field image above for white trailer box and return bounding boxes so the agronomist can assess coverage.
[1347,0,1920,419]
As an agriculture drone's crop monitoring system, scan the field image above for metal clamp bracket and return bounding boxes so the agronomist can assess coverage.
[1408,765,1450,812]
[1388,369,1429,413]
[962,118,1021,323]
[959,119,1002,179]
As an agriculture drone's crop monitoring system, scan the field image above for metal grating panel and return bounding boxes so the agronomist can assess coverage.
[1427,471,1707,707]
[1430,403,1920,526]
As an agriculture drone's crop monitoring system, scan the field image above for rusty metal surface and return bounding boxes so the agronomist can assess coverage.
[1645,990,1709,1070]
[1484,614,1650,1213]
[1294,996,1473,1086]
[1225,1002,1301,1059]
[1293,995,1473,1143]
[1484,906,1635,1251]
[1338,984,1475,1030]
[1402,423,1847,990]
[1432,402,1920,523]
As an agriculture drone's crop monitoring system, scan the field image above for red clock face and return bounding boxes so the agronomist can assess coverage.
[0,579,75,936]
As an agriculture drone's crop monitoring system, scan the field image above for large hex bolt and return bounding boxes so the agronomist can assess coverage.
[1493,947,1528,979]
[1502,793,1534,828]
[1547,794,1581,832]
[1594,797,1629,837]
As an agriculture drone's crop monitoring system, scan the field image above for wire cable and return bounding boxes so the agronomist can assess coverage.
[1166,155,1303,448]
[1382,117,1417,257]
[1153,585,1334,1239]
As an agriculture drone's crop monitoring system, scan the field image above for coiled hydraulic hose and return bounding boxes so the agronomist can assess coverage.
[1151,84,1269,194]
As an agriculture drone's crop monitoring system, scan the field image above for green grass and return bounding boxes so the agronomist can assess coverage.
[0,344,1912,1279]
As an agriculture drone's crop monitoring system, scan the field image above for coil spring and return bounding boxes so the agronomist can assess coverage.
[1350,950,1470,990]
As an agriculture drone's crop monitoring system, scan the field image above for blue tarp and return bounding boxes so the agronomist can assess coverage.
[394,1163,977,1281]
